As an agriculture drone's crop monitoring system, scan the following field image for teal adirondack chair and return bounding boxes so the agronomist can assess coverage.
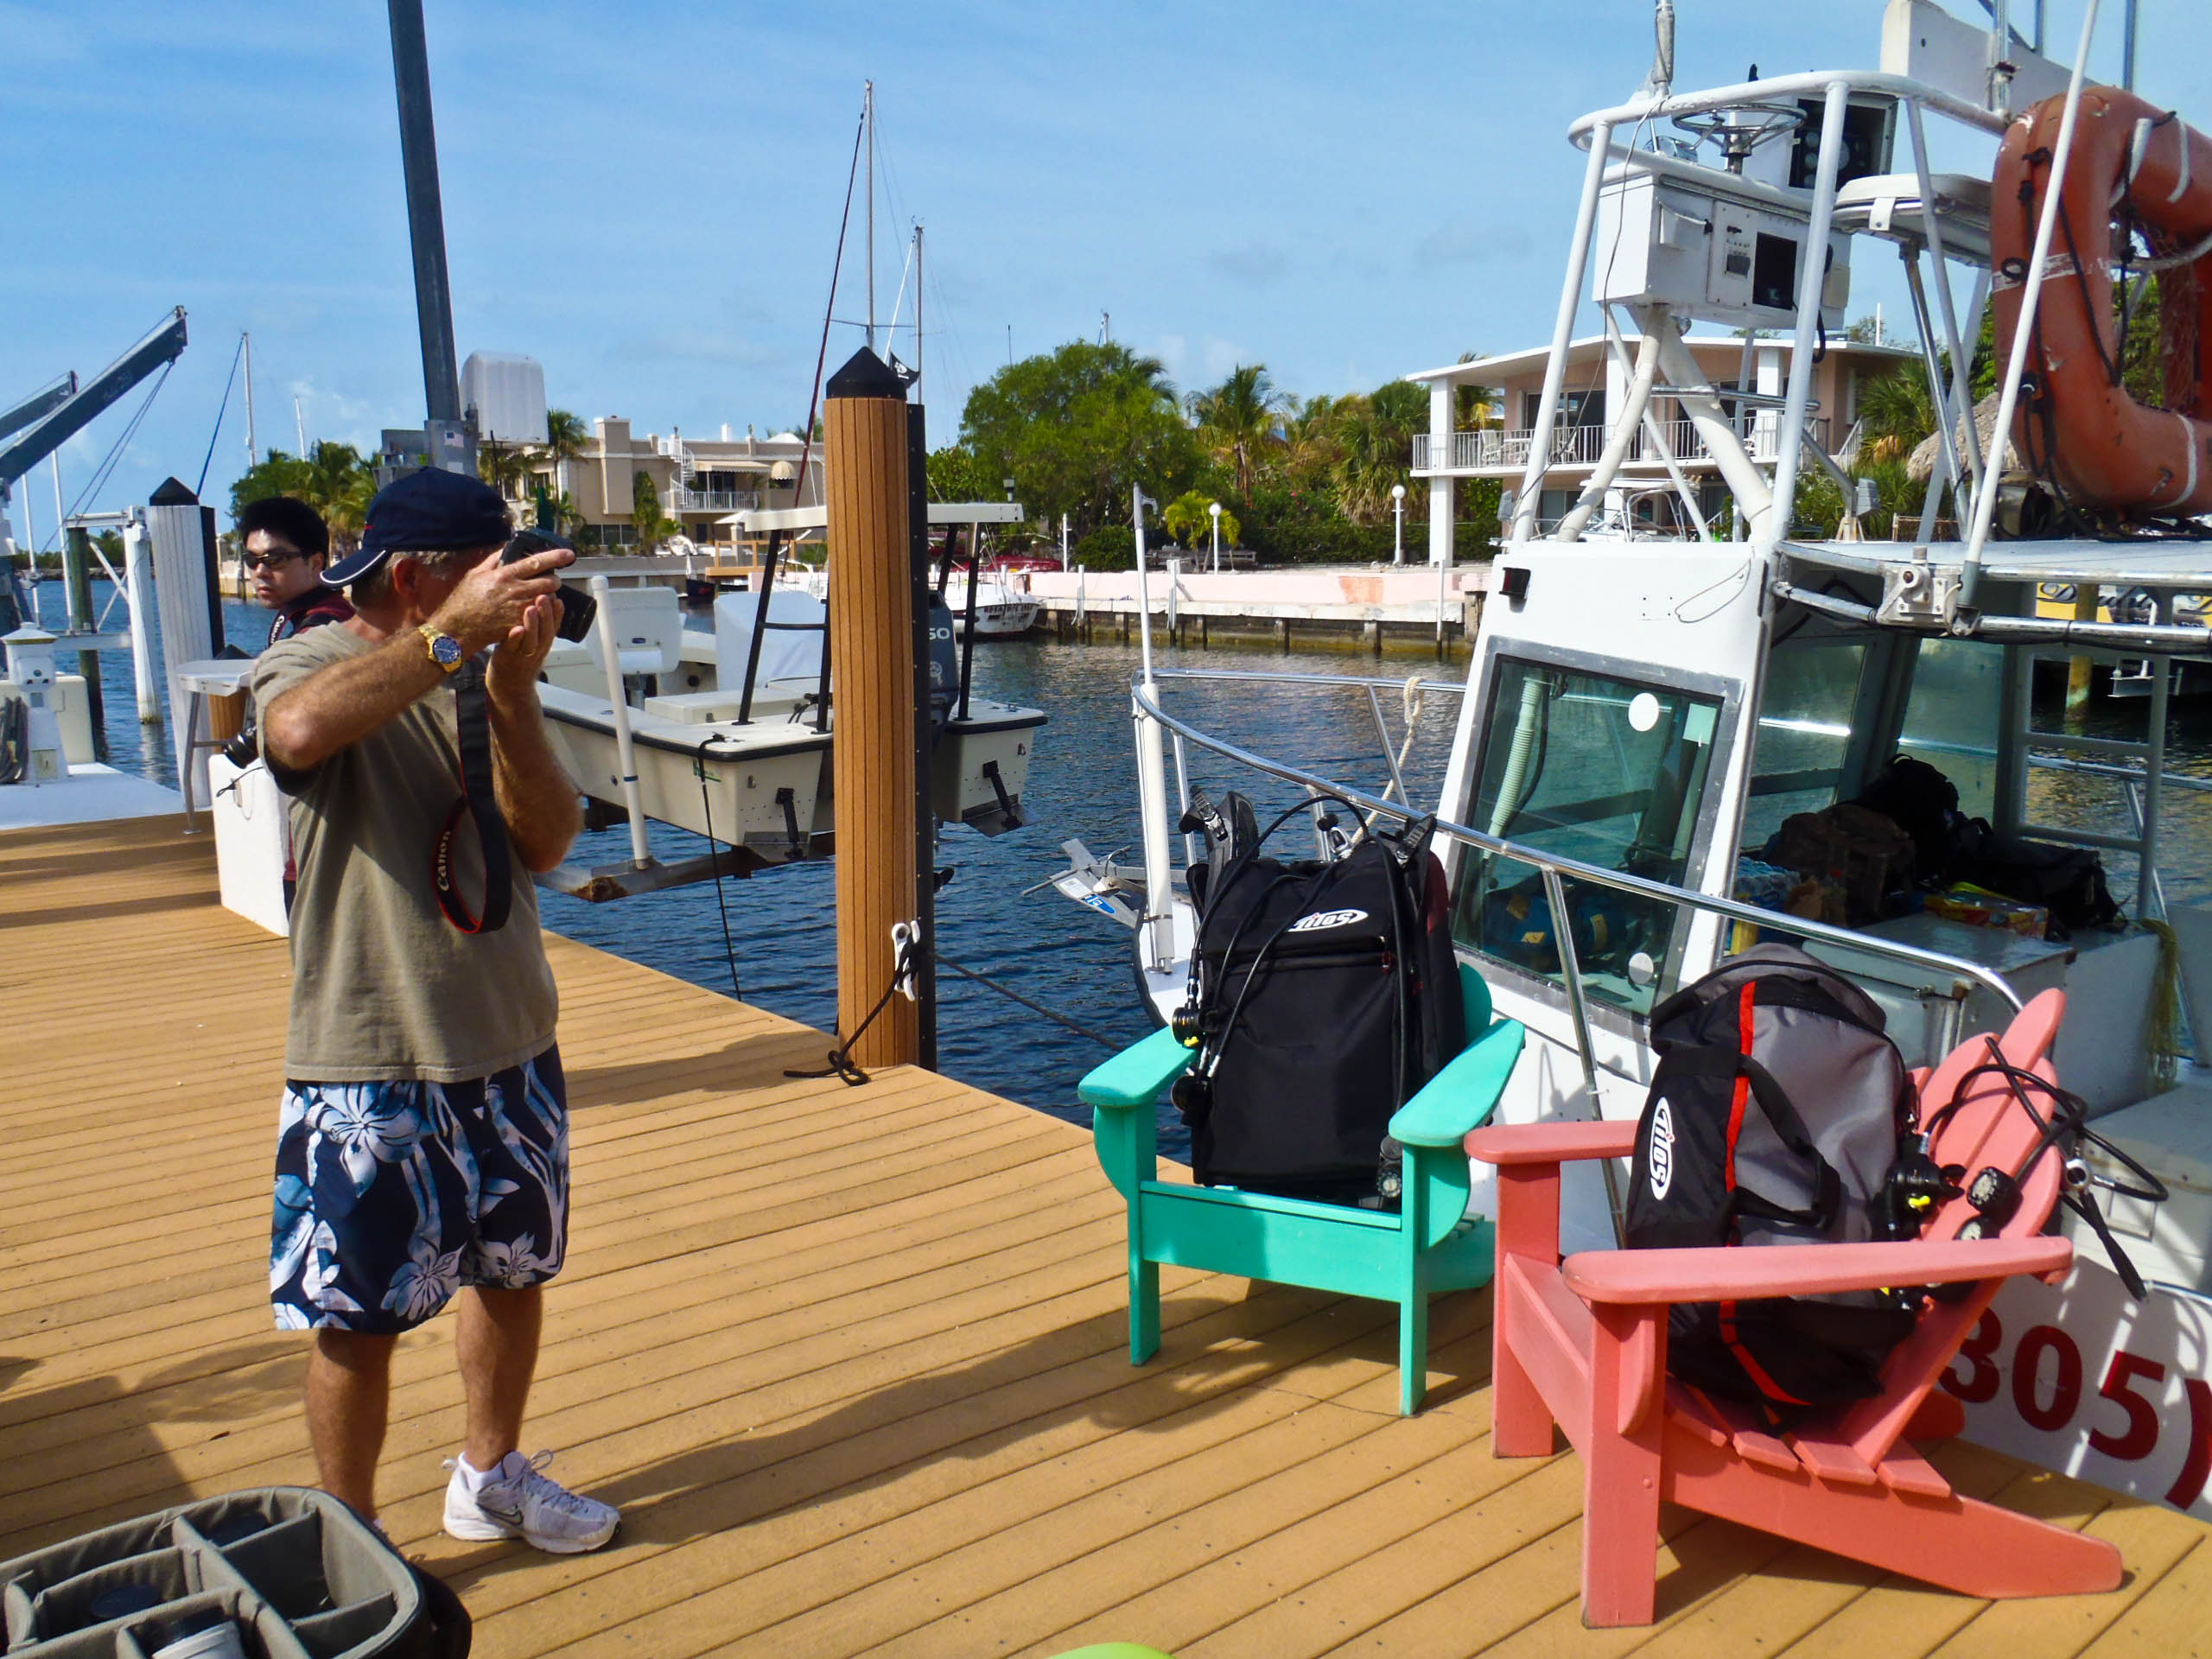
[1077,961,1526,1414]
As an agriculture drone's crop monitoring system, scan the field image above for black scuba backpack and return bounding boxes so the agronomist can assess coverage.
[1169,791,1464,1205]
[1624,944,1920,1419]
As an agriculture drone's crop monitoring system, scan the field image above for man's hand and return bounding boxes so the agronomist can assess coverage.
[429,545,574,655]
[486,594,561,706]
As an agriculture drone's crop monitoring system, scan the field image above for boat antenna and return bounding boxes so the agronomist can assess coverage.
[912,220,923,398]
[794,95,871,520]
[1639,0,1675,103]
[865,79,876,354]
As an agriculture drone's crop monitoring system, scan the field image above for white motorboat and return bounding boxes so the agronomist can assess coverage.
[1058,0,2212,1525]
[537,515,1045,897]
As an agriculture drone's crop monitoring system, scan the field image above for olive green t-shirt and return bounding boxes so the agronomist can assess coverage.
[252,625,560,1082]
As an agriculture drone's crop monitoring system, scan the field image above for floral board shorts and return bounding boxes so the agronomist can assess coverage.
[270,1046,569,1335]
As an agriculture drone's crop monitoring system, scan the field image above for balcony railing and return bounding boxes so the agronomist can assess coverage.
[1414,415,1830,474]
[666,486,761,513]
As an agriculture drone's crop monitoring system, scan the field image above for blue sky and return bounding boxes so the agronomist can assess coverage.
[5,1,2208,542]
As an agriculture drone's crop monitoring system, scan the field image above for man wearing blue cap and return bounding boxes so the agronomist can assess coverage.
[251,467,619,1554]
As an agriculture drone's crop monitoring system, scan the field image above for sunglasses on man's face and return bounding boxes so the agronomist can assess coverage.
[242,549,302,572]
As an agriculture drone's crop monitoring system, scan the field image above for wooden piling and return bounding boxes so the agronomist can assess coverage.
[824,349,918,1069]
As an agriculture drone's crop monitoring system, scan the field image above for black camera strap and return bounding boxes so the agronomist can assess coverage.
[433,658,513,934]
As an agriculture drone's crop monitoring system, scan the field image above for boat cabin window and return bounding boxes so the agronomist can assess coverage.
[1452,658,1725,1017]
[1896,638,2002,820]
[1741,639,1867,851]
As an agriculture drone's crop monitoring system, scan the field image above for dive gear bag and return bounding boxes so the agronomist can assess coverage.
[1171,791,1464,1205]
[1625,944,1920,1417]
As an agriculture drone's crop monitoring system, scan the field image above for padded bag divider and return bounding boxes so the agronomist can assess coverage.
[122,1591,312,1659]
[289,1599,398,1659]
[25,1554,203,1645]
[0,1489,423,1659]
[215,1518,332,1622]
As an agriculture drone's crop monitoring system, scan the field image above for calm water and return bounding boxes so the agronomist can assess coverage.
[60,576,1462,1154]
[55,575,2212,1155]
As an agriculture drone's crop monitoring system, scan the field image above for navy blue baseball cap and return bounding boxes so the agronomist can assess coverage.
[321,467,512,587]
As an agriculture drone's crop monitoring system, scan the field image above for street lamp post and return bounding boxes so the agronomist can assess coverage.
[1208,500,1222,572]
[1391,482,1407,565]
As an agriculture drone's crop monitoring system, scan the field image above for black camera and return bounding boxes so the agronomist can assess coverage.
[501,528,597,643]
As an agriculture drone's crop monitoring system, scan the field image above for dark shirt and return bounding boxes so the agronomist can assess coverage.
[269,588,354,647]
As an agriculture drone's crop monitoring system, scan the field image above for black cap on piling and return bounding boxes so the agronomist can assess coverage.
[826,347,905,401]
[149,477,200,506]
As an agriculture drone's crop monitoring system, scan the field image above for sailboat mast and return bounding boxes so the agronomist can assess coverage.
[913,221,924,397]
[241,333,257,467]
[865,80,876,353]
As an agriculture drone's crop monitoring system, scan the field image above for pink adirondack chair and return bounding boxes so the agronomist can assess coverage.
[1465,988,2122,1626]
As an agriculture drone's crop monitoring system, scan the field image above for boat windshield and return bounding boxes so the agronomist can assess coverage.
[1452,657,1724,1016]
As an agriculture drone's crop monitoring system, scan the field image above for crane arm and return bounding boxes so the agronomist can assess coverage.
[0,376,78,446]
[0,308,188,497]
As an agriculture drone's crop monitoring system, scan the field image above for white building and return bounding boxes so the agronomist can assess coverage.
[1407,332,1919,555]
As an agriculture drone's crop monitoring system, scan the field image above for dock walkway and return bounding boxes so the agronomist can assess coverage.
[4,815,2208,1657]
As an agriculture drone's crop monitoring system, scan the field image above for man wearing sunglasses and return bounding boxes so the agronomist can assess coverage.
[238,495,353,645]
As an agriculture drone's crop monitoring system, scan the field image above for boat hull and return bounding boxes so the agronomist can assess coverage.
[538,683,827,853]
[1955,1260,2212,1525]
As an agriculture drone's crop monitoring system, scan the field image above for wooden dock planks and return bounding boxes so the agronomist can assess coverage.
[4,812,2210,1658]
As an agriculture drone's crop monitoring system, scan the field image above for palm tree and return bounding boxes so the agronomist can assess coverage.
[302,441,375,553]
[1329,383,1426,525]
[518,409,588,511]
[1189,364,1286,499]
[1856,368,1936,451]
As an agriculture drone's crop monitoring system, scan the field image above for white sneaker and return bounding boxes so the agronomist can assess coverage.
[442,1450,619,1554]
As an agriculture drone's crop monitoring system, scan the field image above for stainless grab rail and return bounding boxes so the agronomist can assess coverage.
[1130,676,2029,1030]
[1147,667,1469,696]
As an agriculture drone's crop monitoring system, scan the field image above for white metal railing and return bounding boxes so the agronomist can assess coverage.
[666,486,760,513]
[1414,416,1830,473]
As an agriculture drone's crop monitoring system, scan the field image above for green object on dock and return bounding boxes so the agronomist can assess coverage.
[1078,962,1524,1415]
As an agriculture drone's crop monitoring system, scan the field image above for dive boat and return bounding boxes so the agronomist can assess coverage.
[535,499,1045,897]
[1059,0,2212,1524]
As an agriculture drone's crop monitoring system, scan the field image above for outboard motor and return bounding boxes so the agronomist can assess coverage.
[926,601,960,734]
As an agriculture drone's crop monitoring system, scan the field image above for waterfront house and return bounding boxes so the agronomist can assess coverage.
[1407,332,1919,555]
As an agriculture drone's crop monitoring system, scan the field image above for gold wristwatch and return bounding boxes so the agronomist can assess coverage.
[419,624,466,674]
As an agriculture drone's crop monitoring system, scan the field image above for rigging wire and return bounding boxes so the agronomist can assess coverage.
[60,361,175,531]
[694,762,744,1001]
[196,334,248,498]
[792,97,870,505]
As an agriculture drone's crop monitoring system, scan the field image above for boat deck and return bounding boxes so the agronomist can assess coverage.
[5,814,2209,1658]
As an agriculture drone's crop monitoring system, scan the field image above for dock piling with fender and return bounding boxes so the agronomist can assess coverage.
[824,347,919,1069]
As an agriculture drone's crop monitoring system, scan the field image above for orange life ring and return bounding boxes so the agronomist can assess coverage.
[1991,86,2212,516]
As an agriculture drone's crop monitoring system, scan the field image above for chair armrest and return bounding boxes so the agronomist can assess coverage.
[1562,1236,2075,1305]
[1466,1119,1639,1166]
[1389,1018,1526,1148]
[1077,1027,1196,1109]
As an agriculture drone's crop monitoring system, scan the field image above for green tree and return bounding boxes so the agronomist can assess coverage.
[1328,381,1426,525]
[542,408,588,462]
[1161,490,1238,552]
[1855,368,1936,453]
[477,440,531,500]
[632,472,677,553]
[229,451,315,524]
[1188,364,1286,499]
[230,442,375,552]
[925,443,997,502]
[957,341,1198,534]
